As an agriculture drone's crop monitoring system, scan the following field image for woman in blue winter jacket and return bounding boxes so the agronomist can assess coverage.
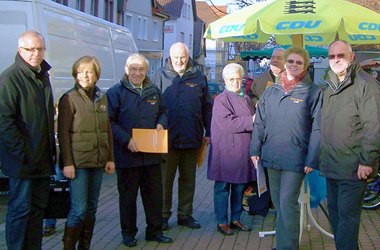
[250,46,322,250]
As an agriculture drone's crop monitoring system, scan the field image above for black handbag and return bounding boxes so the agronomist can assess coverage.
[44,178,71,219]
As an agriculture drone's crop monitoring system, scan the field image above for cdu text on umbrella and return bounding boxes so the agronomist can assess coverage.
[219,24,245,34]
[276,20,322,30]
[358,22,380,31]
[348,34,376,41]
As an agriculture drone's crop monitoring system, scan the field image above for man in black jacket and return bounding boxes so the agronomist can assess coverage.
[107,54,172,247]
[0,30,56,250]
[151,42,213,230]
[320,40,380,250]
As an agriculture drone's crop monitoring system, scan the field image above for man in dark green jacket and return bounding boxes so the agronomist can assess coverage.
[0,30,55,250]
[320,40,380,250]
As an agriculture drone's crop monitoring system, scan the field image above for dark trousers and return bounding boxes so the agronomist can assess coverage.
[6,176,50,250]
[116,164,163,238]
[161,148,199,219]
[267,168,305,250]
[326,178,367,250]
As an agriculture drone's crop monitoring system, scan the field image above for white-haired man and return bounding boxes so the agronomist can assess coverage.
[0,30,56,250]
[320,40,380,250]
[151,42,213,230]
[107,54,172,247]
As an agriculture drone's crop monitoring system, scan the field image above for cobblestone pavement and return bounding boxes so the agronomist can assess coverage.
[0,160,379,249]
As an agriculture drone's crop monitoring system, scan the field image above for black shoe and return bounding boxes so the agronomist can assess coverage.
[178,216,201,229]
[123,236,137,247]
[162,217,169,231]
[146,234,173,243]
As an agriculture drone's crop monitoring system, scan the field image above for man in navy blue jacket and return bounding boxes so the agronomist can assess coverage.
[107,54,172,247]
[151,42,213,230]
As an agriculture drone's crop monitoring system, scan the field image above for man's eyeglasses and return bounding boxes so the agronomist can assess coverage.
[129,67,147,73]
[21,47,46,53]
[328,53,348,60]
[286,59,303,65]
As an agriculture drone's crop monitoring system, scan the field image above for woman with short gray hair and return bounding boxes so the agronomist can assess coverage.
[208,63,256,235]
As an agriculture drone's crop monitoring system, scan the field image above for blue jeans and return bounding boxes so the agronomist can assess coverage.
[214,181,245,224]
[326,178,366,250]
[267,168,305,250]
[6,176,50,250]
[66,168,103,227]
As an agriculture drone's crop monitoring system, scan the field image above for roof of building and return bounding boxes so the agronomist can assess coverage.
[195,1,227,27]
[152,0,170,18]
[156,0,184,18]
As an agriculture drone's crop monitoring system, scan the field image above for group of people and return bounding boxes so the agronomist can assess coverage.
[208,41,380,250]
[0,29,379,250]
[0,31,212,250]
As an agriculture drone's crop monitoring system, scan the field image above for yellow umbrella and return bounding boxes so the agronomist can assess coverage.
[205,0,380,46]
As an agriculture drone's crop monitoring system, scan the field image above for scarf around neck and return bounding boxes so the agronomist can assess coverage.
[280,70,306,93]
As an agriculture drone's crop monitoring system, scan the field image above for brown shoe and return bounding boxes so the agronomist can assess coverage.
[217,224,233,235]
[230,221,251,231]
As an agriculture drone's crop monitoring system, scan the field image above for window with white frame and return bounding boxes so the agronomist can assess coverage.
[126,14,133,33]
[143,18,147,40]
[180,32,184,43]
[104,0,113,22]
[138,16,142,39]
[76,0,85,11]
[182,4,187,18]
[54,0,68,6]
[153,20,158,42]
[91,0,98,16]
[188,34,192,48]
[188,4,191,19]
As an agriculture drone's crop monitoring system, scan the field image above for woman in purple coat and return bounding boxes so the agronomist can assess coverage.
[208,63,256,235]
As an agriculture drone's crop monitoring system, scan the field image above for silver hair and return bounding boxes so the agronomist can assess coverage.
[18,30,45,48]
[272,48,286,54]
[222,63,244,79]
[169,42,189,57]
[329,40,353,52]
[125,53,150,69]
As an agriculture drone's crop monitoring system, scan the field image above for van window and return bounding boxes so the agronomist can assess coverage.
[111,28,137,79]
[0,11,28,72]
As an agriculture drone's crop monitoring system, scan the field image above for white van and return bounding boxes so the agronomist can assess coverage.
[0,0,138,100]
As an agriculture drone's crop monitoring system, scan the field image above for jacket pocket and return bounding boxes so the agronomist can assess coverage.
[291,136,308,152]
[219,133,236,156]
[73,142,94,152]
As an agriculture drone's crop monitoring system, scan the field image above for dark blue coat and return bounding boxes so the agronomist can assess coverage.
[250,74,322,172]
[151,59,213,149]
[208,90,256,184]
[106,76,167,168]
